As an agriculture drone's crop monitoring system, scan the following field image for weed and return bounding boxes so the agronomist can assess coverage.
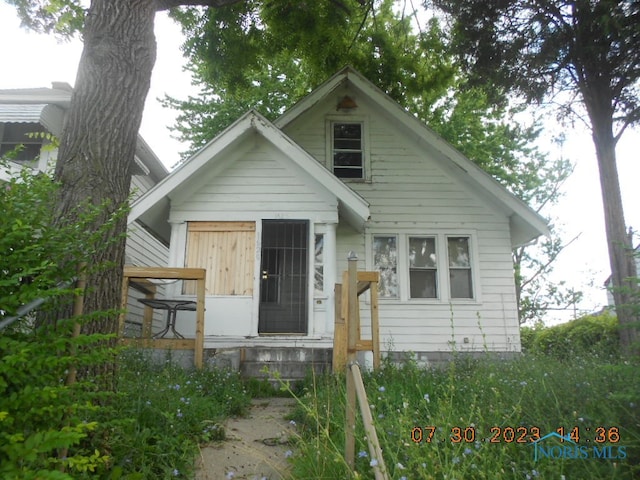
[284,355,639,479]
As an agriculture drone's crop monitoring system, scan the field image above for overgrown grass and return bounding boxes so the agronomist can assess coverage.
[286,354,640,479]
[101,350,251,479]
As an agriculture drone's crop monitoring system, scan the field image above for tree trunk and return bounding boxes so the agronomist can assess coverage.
[54,0,158,336]
[590,115,639,355]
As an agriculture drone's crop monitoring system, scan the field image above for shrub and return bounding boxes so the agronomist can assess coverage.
[523,312,620,359]
[1,159,255,479]
[0,160,123,478]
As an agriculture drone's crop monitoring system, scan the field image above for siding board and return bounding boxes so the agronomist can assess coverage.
[281,92,522,353]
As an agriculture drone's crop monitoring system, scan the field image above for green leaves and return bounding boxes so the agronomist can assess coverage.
[0,330,111,478]
[7,0,85,37]
[0,159,128,320]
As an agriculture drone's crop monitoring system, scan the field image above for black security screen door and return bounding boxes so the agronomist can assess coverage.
[259,220,308,334]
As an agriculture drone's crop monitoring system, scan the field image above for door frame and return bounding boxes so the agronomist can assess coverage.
[258,219,309,335]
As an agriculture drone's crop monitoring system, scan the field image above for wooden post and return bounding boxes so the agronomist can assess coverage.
[332,283,347,372]
[370,275,380,369]
[344,252,358,469]
[118,273,130,337]
[194,272,206,369]
[350,363,389,480]
[141,290,155,339]
[347,253,358,359]
[65,266,86,387]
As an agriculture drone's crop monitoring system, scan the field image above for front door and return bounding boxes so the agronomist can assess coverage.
[258,220,308,334]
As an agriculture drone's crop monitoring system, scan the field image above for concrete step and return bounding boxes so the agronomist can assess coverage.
[240,347,332,381]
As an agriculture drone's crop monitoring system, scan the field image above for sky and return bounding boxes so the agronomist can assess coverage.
[1,3,639,325]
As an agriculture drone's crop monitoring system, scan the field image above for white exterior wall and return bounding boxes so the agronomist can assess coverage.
[124,174,170,335]
[167,138,342,340]
[283,87,520,354]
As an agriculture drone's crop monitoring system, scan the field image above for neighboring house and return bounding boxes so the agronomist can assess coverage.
[129,66,548,371]
[0,83,170,333]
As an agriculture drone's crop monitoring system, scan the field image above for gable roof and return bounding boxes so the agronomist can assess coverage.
[128,110,371,241]
[277,66,549,247]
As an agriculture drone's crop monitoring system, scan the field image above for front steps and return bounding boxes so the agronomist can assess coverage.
[205,347,332,383]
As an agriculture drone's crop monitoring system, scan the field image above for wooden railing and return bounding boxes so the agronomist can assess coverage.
[117,266,206,368]
[333,254,380,372]
[334,254,388,479]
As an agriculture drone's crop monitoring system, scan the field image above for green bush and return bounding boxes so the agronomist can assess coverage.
[1,161,253,478]
[0,324,114,479]
[0,160,125,478]
[522,312,620,359]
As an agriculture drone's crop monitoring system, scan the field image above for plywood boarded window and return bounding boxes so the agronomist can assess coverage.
[184,222,255,295]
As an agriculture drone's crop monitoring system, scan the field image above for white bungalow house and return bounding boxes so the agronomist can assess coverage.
[0,83,170,332]
[128,67,548,373]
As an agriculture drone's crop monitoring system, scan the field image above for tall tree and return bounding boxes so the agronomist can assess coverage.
[168,0,457,155]
[6,0,367,335]
[171,0,577,323]
[432,0,640,353]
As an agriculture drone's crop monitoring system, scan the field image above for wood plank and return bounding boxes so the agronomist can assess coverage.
[341,271,349,323]
[121,266,206,369]
[357,281,371,295]
[195,275,205,369]
[357,271,380,283]
[350,364,389,480]
[332,283,347,373]
[120,338,196,349]
[188,221,255,232]
[124,266,205,280]
[371,280,380,369]
[118,275,130,337]
[355,340,373,351]
[185,226,255,296]
[128,278,157,296]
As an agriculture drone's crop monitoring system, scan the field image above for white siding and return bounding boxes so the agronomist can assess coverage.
[124,173,170,335]
[167,137,343,338]
[170,138,338,223]
[283,87,521,354]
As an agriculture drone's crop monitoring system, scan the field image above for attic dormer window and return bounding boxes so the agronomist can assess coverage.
[332,122,363,179]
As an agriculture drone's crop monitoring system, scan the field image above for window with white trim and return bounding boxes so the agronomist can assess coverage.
[371,233,476,301]
[373,235,398,298]
[332,122,363,179]
[447,236,473,298]
[409,236,438,298]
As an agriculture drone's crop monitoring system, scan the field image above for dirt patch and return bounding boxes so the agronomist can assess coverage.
[195,397,297,480]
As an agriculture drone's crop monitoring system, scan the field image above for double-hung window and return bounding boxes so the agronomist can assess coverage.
[372,233,476,301]
[332,122,363,179]
[447,236,473,298]
[372,236,398,298]
[409,236,438,298]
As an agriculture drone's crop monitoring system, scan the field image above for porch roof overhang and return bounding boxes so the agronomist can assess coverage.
[128,110,370,244]
[276,66,549,248]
